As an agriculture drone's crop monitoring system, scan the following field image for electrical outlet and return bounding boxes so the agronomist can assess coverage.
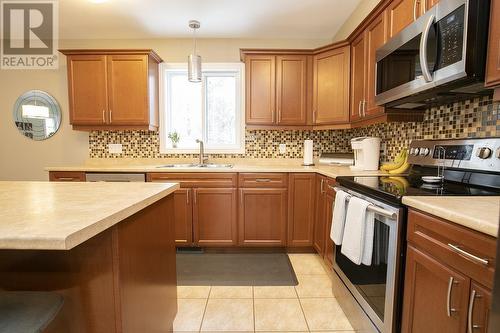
[279,143,286,154]
[108,144,123,154]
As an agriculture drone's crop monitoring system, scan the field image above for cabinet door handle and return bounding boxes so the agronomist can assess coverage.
[358,101,362,117]
[467,289,482,333]
[57,177,77,181]
[448,244,489,266]
[109,109,112,123]
[193,189,197,205]
[320,178,325,194]
[413,0,420,21]
[363,100,367,117]
[186,190,190,205]
[255,178,272,182]
[102,109,106,123]
[447,277,458,317]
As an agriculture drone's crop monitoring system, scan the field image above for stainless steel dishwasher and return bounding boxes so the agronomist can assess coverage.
[85,173,146,182]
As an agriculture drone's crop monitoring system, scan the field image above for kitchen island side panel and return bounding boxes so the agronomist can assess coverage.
[0,195,177,333]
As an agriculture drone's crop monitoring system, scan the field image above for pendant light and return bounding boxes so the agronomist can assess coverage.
[188,20,202,83]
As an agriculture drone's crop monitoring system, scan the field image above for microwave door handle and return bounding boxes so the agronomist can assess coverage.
[419,13,435,82]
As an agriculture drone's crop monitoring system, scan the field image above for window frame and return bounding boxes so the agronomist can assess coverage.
[159,62,245,154]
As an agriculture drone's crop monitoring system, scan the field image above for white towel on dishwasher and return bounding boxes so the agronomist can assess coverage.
[340,196,371,265]
[361,210,375,265]
[330,190,349,245]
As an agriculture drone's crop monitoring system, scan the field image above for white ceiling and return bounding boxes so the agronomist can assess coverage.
[60,0,362,40]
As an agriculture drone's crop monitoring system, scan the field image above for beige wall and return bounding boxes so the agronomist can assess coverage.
[0,38,328,180]
[332,0,383,42]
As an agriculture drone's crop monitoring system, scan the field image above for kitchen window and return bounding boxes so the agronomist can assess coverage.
[160,63,245,154]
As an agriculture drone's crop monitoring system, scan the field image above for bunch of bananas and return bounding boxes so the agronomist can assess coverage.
[380,149,410,174]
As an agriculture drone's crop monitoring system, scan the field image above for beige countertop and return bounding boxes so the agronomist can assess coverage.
[45,158,390,179]
[403,196,500,237]
[0,181,179,250]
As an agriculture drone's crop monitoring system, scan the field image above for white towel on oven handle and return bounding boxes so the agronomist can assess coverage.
[361,210,375,266]
[330,190,349,245]
[340,196,371,265]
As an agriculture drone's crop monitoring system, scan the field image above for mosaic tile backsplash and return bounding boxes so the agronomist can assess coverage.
[89,96,500,162]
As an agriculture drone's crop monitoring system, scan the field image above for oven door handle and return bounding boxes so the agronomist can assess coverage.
[331,186,397,220]
[420,13,435,83]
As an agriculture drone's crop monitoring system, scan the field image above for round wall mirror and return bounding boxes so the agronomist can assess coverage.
[12,90,62,141]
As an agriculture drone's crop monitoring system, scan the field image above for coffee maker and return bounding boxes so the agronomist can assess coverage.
[350,137,381,171]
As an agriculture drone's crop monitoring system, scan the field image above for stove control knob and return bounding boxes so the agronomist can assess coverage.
[411,148,420,156]
[419,148,430,156]
[476,147,492,159]
[496,148,500,159]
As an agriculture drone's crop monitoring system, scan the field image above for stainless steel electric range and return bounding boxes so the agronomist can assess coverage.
[332,138,500,333]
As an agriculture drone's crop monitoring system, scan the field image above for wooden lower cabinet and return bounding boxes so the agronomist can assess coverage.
[238,188,287,246]
[287,174,316,247]
[173,188,193,246]
[193,188,237,246]
[402,209,495,333]
[49,171,86,181]
[313,176,327,255]
[402,245,470,333]
[323,188,335,266]
[469,282,492,333]
[313,176,336,264]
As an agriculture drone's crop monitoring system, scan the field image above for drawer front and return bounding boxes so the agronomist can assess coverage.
[407,209,496,289]
[238,173,288,188]
[147,173,237,188]
[49,171,86,182]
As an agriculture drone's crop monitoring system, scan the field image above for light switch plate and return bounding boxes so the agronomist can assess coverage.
[108,143,123,154]
[279,143,286,154]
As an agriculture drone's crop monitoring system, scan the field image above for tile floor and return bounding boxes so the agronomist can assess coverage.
[173,253,355,332]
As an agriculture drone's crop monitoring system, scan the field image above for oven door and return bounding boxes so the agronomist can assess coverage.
[333,189,404,333]
[375,0,468,107]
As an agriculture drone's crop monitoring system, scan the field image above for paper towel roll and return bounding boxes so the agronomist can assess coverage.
[303,140,314,166]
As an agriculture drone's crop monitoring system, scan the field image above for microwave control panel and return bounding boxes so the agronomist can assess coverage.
[437,5,465,69]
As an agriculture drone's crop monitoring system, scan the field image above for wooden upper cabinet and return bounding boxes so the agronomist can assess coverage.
[61,49,162,131]
[350,34,366,122]
[107,54,149,125]
[245,55,276,125]
[276,55,308,125]
[386,0,424,39]
[485,0,500,88]
[426,0,440,10]
[66,55,108,125]
[313,45,350,124]
[365,13,387,118]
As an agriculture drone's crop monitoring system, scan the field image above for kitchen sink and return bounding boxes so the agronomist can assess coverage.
[156,163,233,169]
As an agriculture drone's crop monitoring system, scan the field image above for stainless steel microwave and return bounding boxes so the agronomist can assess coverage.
[375,0,491,109]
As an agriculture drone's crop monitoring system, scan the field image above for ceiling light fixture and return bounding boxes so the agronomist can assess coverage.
[188,20,202,83]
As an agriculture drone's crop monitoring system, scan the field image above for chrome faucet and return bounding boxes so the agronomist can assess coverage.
[196,139,208,166]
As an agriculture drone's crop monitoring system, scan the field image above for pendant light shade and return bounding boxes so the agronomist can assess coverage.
[188,20,202,83]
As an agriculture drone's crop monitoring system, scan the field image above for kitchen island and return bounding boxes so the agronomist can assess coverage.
[0,181,179,332]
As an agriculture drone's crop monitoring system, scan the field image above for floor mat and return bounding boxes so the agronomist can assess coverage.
[176,253,298,286]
